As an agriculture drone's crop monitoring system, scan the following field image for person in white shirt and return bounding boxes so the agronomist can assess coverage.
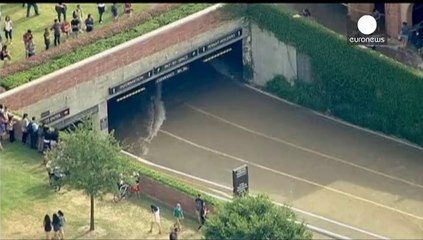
[4,15,12,44]
[149,205,162,234]
[21,113,30,145]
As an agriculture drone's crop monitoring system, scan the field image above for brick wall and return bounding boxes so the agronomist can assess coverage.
[140,177,214,219]
[0,8,227,111]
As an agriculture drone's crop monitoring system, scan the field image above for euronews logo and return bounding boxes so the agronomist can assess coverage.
[347,15,387,45]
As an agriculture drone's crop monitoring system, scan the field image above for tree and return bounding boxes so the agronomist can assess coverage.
[47,120,125,231]
[204,194,312,240]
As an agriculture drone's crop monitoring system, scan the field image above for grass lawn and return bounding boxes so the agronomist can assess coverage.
[0,3,148,64]
[0,143,204,239]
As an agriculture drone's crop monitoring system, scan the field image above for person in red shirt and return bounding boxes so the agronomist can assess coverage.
[61,21,71,37]
[23,29,33,48]
[124,3,133,17]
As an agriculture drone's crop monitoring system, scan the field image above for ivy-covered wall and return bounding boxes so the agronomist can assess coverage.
[225,4,423,147]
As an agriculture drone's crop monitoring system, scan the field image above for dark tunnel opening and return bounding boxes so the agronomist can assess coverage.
[106,39,243,153]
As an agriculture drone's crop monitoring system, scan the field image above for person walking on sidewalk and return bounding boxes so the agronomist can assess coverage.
[173,203,184,231]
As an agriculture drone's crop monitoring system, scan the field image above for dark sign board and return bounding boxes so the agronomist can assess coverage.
[109,70,153,95]
[199,28,243,54]
[41,108,70,125]
[156,65,189,83]
[232,164,249,196]
[40,110,51,119]
[154,50,197,75]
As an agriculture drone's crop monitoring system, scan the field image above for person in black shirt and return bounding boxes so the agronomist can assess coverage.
[197,203,208,231]
[85,14,94,32]
[43,214,52,240]
[194,194,204,224]
[70,16,80,38]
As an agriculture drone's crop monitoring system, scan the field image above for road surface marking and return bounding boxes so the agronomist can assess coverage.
[184,103,423,190]
[122,150,390,239]
[243,83,423,152]
[159,129,423,221]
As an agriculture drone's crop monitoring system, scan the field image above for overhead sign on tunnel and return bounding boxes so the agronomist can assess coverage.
[108,27,244,97]
[154,50,197,75]
[109,70,153,95]
[199,28,242,54]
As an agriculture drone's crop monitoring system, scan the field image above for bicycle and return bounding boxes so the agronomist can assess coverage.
[113,183,131,202]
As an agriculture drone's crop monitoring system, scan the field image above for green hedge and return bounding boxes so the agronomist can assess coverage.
[1,4,211,90]
[226,4,423,146]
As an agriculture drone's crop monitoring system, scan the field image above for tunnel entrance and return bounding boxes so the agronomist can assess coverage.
[107,38,243,154]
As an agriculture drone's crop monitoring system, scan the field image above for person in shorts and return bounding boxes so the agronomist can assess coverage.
[149,204,162,234]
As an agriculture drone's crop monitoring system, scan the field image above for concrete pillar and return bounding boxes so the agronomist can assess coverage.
[385,4,402,38]
[242,24,253,82]
[97,101,108,134]
[348,3,374,22]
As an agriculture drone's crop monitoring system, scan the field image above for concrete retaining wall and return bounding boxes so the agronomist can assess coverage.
[250,23,298,86]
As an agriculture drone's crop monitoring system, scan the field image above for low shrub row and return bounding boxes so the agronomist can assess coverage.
[225,4,423,146]
[0,3,211,90]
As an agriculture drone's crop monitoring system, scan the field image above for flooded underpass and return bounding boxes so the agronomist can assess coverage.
[106,33,423,239]
[107,39,244,155]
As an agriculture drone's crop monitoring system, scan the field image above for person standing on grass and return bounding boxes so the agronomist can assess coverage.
[43,214,52,240]
[61,20,71,38]
[70,15,80,38]
[25,39,36,59]
[7,115,16,143]
[37,122,45,153]
[149,204,162,234]
[52,213,61,240]
[194,194,204,224]
[21,113,30,145]
[51,19,61,46]
[173,203,184,231]
[97,3,106,23]
[111,3,119,21]
[44,28,50,50]
[23,29,33,48]
[0,45,11,63]
[4,16,12,44]
[55,3,67,22]
[124,3,133,17]
[26,1,40,17]
[85,14,94,32]
[73,4,83,22]
[58,210,66,240]
[29,116,39,149]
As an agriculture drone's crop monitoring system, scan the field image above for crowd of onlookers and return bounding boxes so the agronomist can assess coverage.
[0,104,59,152]
[0,3,134,64]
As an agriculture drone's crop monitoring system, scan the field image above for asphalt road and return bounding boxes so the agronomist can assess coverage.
[116,65,423,239]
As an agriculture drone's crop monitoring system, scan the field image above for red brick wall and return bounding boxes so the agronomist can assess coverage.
[0,9,226,111]
[140,177,214,219]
